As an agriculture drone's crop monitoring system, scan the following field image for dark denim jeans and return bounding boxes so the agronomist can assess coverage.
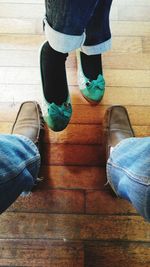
[44,0,113,54]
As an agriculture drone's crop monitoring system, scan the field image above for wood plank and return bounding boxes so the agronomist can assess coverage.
[71,105,150,125]
[0,213,150,241]
[0,239,84,267]
[103,87,150,106]
[0,102,23,121]
[0,50,39,67]
[103,69,150,88]
[0,122,13,133]
[112,21,150,37]
[134,126,150,137]
[0,103,150,126]
[0,18,43,34]
[0,84,42,102]
[110,5,118,21]
[85,241,150,267]
[0,123,150,142]
[0,84,150,107]
[142,37,150,53]
[86,190,136,215]
[2,50,150,70]
[0,34,45,50]
[42,143,104,166]
[0,3,44,19]
[114,0,150,6]
[104,53,150,70]
[112,37,142,53]
[8,189,85,214]
[44,124,102,145]
[42,124,150,145]
[118,6,150,21]
[40,165,106,190]
[0,66,41,84]
[1,67,150,88]
[0,0,43,3]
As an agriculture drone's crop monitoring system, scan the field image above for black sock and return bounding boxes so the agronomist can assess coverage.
[80,52,103,80]
[40,42,68,105]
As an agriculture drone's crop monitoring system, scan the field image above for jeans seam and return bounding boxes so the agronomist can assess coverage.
[0,155,40,185]
[144,186,150,221]
[106,166,119,196]
[107,161,150,186]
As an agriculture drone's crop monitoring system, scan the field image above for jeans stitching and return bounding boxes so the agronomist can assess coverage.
[107,161,150,185]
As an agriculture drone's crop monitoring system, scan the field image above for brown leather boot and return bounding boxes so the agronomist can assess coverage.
[11,101,44,148]
[103,105,135,161]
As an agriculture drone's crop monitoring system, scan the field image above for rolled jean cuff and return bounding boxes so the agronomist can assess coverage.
[81,38,112,55]
[44,18,86,53]
[44,18,111,54]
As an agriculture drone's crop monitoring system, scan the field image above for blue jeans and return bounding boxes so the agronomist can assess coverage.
[0,134,40,213]
[107,137,150,221]
[1,134,150,221]
[44,0,113,54]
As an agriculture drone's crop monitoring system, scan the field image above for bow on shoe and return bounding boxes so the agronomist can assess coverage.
[86,74,105,91]
[48,102,71,118]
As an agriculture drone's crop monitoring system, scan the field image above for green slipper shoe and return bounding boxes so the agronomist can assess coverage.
[76,49,105,104]
[42,96,72,132]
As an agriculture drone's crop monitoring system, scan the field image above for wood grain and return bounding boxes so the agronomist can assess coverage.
[9,189,85,214]
[0,239,84,267]
[42,143,104,166]
[0,213,150,241]
[85,241,150,267]
[40,165,106,190]
[85,190,137,215]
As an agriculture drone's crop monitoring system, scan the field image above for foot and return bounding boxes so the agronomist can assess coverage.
[103,105,135,161]
[11,101,44,149]
[40,41,72,131]
[42,98,72,132]
[76,49,105,104]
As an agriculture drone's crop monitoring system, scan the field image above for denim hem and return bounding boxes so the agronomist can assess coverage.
[80,38,112,55]
[44,17,86,53]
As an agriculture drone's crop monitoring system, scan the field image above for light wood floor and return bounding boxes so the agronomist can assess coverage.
[0,0,150,266]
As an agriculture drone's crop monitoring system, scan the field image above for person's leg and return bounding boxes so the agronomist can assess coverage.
[41,0,100,131]
[0,134,40,213]
[82,0,113,54]
[103,105,150,221]
[0,101,44,213]
[77,0,113,104]
[107,137,150,221]
[40,42,72,132]
[44,0,99,53]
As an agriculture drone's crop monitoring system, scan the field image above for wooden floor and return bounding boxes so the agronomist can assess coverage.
[0,0,150,266]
